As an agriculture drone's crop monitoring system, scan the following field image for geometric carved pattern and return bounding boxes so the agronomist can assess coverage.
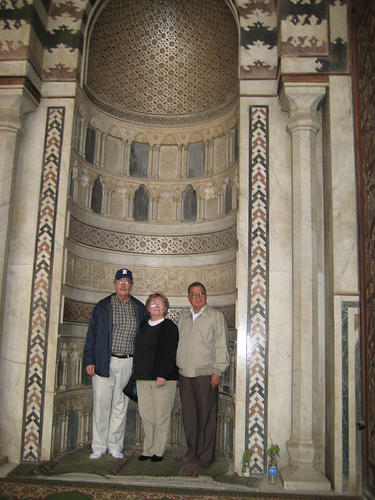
[247,106,268,475]
[69,216,237,255]
[21,107,65,462]
[86,0,238,120]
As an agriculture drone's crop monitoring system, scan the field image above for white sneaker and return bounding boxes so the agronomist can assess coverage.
[109,450,124,459]
[89,451,102,459]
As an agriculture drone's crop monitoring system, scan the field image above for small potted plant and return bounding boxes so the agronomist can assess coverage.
[242,449,252,477]
[266,443,280,484]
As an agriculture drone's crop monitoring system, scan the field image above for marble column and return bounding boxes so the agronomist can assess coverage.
[279,84,331,491]
[0,87,37,335]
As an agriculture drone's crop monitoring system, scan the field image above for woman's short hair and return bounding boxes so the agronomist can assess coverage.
[145,292,170,316]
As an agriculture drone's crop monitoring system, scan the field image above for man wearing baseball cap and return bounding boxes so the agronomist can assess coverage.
[83,268,147,459]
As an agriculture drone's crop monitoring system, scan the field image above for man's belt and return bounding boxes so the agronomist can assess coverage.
[111,354,133,358]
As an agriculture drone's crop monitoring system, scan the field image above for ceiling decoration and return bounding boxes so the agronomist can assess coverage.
[85,0,238,124]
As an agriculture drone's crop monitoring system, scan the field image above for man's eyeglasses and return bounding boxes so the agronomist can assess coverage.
[189,292,206,297]
[116,280,131,285]
[150,302,164,307]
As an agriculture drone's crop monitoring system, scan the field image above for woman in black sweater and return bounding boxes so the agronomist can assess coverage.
[133,292,179,462]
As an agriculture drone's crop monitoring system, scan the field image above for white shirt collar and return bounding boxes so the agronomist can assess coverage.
[190,305,206,322]
[148,318,165,326]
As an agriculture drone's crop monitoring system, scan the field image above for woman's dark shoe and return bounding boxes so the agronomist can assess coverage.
[138,455,152,461]
[151,455,163,462]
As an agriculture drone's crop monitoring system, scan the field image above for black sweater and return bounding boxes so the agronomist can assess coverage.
[133,318,179,380]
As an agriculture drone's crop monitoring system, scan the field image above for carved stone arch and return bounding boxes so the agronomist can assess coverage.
[189,132,204,143]
[224,176,232,214]
[70,396,86,412]
[162,134,179,145]
[109,125,122,139]
[212,125,225,137]
[147,184,161,200]
[89,116,99,128]
[56,400,68,415]
[85,119,97,165]
[133,184,150,222]
[134,132,150,144]
[92,175,103,214]
[182,184,197,222]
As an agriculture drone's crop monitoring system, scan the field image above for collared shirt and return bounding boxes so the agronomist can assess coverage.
[111,295,137,355]
[190,304,206,322]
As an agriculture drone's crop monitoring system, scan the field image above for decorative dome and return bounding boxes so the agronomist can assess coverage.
[85,0,238,124]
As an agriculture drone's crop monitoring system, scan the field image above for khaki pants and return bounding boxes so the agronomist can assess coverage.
[91,356,133,454]
[137,379,177,457]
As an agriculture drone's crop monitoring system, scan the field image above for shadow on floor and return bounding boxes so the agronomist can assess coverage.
[7,445,252,488]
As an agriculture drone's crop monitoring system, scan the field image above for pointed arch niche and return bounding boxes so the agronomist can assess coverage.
[58,0,241,470]
[0,0,361,494]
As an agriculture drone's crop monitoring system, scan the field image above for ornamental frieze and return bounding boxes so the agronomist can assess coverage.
[68,216,237,255]
[65,253,236,296]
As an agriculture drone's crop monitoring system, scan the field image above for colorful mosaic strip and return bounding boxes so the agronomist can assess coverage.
[247,106,268,475]
[21,107,65,462]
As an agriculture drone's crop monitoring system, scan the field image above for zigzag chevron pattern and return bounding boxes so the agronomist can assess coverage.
[22,108,65,462]
[248,106,268,475]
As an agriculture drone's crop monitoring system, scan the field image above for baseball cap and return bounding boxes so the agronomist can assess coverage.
[115,268,133,282]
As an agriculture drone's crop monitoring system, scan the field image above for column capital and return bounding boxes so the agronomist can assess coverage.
[0,80,39,133]
[0,78,39,113]
[280,84,326,134]
[280,83,327,114]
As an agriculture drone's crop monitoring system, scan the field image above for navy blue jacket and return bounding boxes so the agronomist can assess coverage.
[83,293,147,377]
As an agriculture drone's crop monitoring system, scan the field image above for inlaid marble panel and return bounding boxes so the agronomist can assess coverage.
[21,107,65,461]
[247,105,268,475]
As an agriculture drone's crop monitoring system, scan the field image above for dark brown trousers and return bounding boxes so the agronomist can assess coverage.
[179,374,218,464]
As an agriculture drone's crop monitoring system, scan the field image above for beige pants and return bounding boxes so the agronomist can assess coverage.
[91,356,133,454]
[137,379,177,457]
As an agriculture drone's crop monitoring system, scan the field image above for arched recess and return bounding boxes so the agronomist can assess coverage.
[50,0,241,465]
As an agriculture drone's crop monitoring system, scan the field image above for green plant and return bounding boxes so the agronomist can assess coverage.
[266,443,280,458]
[242,449,252,466]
